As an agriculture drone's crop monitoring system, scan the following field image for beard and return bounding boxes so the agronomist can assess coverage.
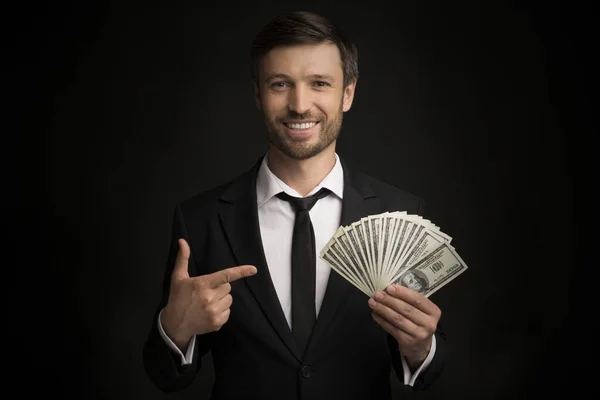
[262,101,344,160]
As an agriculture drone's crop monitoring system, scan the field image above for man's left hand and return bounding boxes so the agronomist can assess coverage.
[368,284,441,369]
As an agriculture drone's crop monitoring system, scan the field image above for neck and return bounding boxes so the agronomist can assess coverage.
[267,144,337,197]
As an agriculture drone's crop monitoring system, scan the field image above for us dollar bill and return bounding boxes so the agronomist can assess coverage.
[320,212,467,299]
[333,229,375,295]
[320,243,371,297]
[392,242,468,298]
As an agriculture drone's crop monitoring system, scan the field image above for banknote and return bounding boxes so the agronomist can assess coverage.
[319,211,466,298]
[391,242,467,297]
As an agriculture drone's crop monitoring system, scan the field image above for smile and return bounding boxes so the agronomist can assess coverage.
[284,121,319,130]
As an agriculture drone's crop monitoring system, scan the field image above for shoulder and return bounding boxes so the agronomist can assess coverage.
[172,166,251,223]
[175,156,263,219]
[179,181,230,213]
[349,168,426,215]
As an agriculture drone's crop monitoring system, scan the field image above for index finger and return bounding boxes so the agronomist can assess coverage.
[203,265,257,288]
[386,284,439,316]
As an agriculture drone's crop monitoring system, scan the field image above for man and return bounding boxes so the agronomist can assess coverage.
[143,10,446,399]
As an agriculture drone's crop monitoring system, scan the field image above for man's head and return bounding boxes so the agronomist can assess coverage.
[400,271,428,294]
[250,11,359,160]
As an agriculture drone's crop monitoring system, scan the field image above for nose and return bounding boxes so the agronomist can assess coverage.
[288,85,312,115]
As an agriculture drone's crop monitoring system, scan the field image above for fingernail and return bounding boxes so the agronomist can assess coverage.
[368,298,377,307]
[387,286,395,294]
[375,292,384,301]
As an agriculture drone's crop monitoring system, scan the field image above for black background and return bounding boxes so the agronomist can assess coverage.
[12,0,594,398]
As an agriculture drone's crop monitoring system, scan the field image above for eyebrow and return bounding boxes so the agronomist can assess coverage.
[264,73,336,83]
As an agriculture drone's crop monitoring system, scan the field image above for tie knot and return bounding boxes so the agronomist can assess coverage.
[276,187,331,212]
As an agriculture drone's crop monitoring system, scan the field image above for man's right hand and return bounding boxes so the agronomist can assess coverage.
[160,238,257,350]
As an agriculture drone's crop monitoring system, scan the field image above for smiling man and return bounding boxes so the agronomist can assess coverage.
[143,11,446,400]
[258,42,351,164]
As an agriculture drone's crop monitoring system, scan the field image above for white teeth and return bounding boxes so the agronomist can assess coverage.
[287,122,317,130]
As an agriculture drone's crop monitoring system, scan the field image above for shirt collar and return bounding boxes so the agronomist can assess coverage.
[256,151,344,208]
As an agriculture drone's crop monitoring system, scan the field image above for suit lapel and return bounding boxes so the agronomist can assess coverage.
[304,158,381,357]
[218,157,302,362]
[217,155,382,362]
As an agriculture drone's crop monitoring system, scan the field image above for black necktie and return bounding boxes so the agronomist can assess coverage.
[276,187,331,355]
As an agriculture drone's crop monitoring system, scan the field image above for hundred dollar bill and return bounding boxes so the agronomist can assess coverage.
[387,218,415,274]
[382,216,406,285]
[333,229,375,295]
[349,221,374,282]
[341,225,375,294]
[369,216,383,288]
[380,213,401,291]
[391,242,468,298]
[360,217,377,287]
[320,244,371,297]
[396,228,446,271]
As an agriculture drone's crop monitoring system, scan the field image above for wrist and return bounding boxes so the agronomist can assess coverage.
[399,339,431,370]
[161,306,191,350]
[403,350,428,370]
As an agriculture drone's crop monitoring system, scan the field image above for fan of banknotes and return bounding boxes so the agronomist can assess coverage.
[319,211,468,298]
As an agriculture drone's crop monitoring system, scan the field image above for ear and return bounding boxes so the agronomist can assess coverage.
[254,83,262,110]
[342,78,358,112]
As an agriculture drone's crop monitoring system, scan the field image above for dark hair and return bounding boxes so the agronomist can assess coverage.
[250,11,359,88]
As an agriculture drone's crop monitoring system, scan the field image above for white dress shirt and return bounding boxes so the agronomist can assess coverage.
[158,152,436,386]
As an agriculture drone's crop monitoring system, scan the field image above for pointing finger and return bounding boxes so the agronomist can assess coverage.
[204,265,257,288]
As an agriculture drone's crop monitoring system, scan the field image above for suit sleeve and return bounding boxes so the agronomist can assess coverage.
[387,197,446,390]
[142,203,213,392]
[387,328,446,390]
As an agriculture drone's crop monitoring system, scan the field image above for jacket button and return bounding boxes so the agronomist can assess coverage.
[301,365,312,379]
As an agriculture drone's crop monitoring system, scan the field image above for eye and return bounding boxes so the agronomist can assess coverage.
[270,81,288,89]
[313,81,329,87]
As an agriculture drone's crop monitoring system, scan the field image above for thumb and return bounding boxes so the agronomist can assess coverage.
[172,238,190,279]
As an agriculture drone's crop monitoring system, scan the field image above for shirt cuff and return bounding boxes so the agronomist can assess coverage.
[400,334,437,386]
[157,308,195,365]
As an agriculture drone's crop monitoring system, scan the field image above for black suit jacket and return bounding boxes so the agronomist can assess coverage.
[143,155,446,399]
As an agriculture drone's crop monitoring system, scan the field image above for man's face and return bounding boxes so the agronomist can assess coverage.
[255,43,356,160]
[402,273,423,292]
